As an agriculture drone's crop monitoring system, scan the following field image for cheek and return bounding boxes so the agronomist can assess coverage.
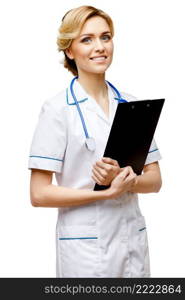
[74,48,91,66]
[108,42,114,56]
[74,45,91,59]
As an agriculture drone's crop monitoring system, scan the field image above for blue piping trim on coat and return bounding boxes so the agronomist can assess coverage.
[139,227,146,231]
[59,237,98,240]
[148,148,158,153]
[29,155,63,162]
[66,88,88,105]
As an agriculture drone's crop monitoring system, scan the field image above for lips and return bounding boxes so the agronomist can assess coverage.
[90,56,107,61]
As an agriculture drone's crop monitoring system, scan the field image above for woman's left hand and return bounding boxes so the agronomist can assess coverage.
[91,157,121,186]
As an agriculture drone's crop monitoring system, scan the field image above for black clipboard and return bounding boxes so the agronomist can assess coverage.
[94,98,165,191]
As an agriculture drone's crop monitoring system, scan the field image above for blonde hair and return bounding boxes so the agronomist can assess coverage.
[57,6,114,76]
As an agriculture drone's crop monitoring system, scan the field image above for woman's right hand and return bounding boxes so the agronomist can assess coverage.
[108,166,137,198]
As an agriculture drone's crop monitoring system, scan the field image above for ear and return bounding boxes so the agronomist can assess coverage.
[65,48,74,60]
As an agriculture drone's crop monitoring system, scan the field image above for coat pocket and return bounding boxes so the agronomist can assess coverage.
[137,216,150,277]
[128,216,150,277]
[56,225,99,277]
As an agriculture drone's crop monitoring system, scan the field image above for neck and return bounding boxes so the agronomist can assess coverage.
[77,72,108,102]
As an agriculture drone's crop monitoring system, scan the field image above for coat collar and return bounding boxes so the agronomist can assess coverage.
[66,79,88,106]
[66,79,119,124]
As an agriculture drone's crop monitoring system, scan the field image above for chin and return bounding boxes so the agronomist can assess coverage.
[89,66,110,74]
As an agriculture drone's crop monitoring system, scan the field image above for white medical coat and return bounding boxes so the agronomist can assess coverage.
[28,79,161,277]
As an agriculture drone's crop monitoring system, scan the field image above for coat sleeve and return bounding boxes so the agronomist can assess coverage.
[28,100,67,173]
[144,138,162,165]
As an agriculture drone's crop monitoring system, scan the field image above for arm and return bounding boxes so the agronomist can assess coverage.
[30,169,111,207]
[128,161,162,193]
[30,167,136,208]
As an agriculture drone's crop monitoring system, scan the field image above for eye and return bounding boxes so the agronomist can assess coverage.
[81,37,92,43]
[101,35,111,41]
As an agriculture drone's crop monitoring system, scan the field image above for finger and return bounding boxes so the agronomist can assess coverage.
[119,166,133,177]
[117,167,131,180]
[102,157,119,166]
[119,167,125,173]
[120,166,132,172]
[96,160,119,173]
[125,165,134,173]
[91,175,101,185]
[92,168,106,182]
[126,171,136,179]
[94,161,107,171]
[95,161,115,174]
[93,165,107,178]
[121,166,135,177]
[124,172,137,183]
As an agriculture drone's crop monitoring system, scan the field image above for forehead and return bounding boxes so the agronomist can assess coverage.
[80,16,110,34]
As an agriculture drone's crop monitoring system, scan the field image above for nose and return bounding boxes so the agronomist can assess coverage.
[94,38,105,52]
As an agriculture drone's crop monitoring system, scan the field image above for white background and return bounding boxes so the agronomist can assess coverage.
[0,0,184,277]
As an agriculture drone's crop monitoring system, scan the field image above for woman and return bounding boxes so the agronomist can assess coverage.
[28,5,162,277]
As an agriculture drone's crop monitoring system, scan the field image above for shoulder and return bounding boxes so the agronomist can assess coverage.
[40,89,68,115]
[120,91,138,102]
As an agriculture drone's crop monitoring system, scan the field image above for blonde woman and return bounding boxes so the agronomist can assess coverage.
[28,5,162,278]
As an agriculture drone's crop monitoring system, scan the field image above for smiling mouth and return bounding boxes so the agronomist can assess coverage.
[90,56,107,61]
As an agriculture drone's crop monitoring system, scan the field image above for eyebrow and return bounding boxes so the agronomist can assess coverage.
[79,31,111,37]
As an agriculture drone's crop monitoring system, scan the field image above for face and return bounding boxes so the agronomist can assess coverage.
[65,16,114,75]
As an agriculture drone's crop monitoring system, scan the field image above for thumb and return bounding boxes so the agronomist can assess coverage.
[102,157,119,166]
[117,167,131,180]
